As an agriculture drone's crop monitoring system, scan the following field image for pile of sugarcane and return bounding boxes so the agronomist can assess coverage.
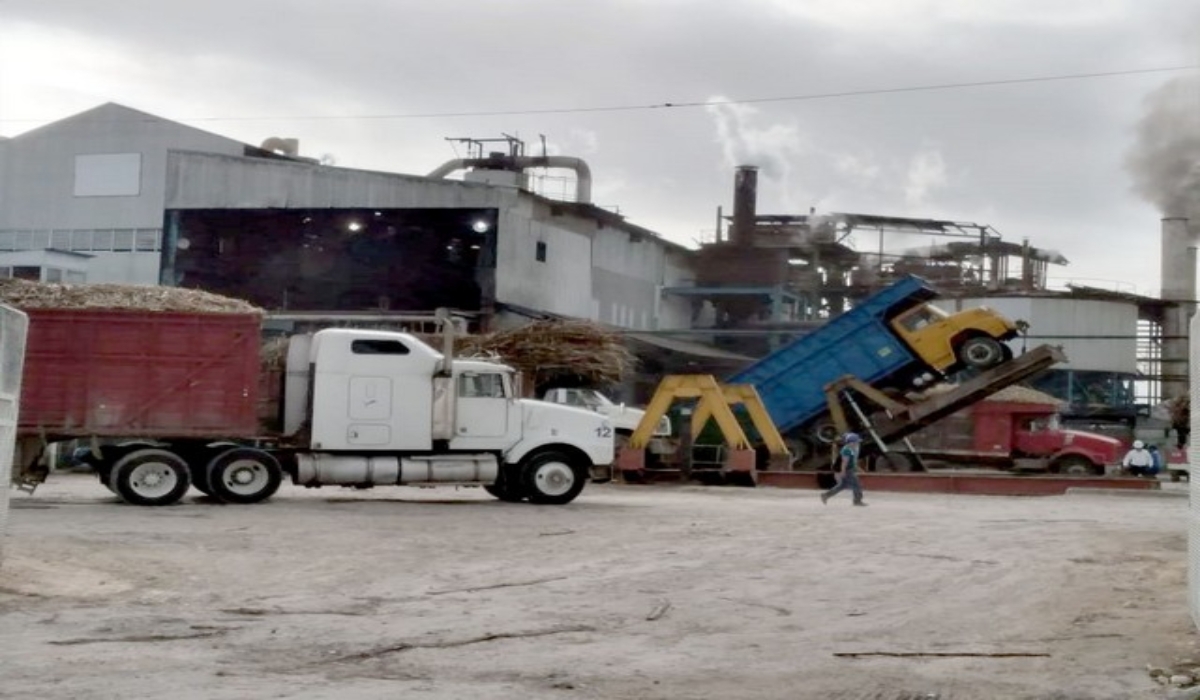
[0,279,261,314]
[447,320,634,387]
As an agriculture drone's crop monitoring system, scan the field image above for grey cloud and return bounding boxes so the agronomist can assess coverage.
[3,0,1199,292]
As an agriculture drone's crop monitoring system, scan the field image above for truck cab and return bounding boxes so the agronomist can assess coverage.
[890,302,1018,377]
[290,329,615,504]
[542,388,672,438]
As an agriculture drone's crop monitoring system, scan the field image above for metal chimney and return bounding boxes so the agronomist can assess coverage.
[1161,217,1195,399]
[730,165,759,246]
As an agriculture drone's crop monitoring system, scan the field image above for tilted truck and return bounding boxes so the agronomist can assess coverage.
[896,387,1123,475]
[13,309,613,507]
[726,275,1019,459]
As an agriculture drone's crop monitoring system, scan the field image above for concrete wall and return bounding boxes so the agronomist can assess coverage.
[495,200,595,319]
[493,197,694,329]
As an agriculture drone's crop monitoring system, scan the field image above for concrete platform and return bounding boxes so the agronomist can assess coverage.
[756,470,1161,496]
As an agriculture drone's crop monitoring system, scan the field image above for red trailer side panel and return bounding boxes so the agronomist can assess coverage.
[19,309,261,438]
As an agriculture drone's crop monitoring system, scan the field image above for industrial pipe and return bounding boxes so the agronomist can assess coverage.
[426,156,593,204]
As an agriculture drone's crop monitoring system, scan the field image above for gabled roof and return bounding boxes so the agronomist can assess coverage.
[8,102,250,149]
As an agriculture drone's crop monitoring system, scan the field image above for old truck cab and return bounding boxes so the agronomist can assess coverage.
[889,302,1018,376]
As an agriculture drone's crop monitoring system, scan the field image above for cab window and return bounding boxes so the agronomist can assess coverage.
[458,373,506,398]
[562,390,601,409]
[896,305,947,332]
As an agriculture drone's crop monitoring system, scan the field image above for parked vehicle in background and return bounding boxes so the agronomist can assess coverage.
[895,386,1123,475]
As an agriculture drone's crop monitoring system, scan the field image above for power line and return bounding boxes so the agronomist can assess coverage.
[0,64,1195,125]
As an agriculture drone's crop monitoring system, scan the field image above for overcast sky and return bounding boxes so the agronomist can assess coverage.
[2,0,1198,297]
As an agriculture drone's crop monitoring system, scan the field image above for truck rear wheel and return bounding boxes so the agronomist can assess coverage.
[957,337,1006,370]
[110,449,192,506]
[205,448,283,504]
[521,451,587,505]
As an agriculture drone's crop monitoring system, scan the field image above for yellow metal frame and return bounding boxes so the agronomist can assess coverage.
[628,375,790,456]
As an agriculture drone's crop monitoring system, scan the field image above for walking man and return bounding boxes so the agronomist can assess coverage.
[821,432,867,506]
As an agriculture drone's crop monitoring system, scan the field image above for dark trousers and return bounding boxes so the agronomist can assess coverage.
[823,470,863,503]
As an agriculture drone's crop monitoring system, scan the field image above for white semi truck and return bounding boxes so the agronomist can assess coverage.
[19,308,613,507]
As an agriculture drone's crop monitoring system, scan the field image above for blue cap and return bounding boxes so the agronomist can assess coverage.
[842,432,862,443]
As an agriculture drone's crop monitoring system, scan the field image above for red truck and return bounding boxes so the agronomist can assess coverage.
[888,388,1123,475]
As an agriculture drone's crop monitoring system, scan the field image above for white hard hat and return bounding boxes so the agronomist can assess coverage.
[1133,440,1145,449]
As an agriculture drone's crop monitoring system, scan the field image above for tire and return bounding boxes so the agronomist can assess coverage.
[98,470,117,494]
[1052,455,1100,477]
[813,421,840,444]
[957,337,1006,370]
[205,448,283,504]
[520,451,588,505]
[485,467,527,502]
[110,449,192,506]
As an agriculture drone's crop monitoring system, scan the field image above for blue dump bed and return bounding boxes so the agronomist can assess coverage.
[727,275,938,435]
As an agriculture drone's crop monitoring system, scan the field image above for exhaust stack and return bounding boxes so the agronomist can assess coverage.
[730,165,758,246]
[1161,217,1195,399]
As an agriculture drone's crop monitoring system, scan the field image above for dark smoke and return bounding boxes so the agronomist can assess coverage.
[1126,75,1200,219]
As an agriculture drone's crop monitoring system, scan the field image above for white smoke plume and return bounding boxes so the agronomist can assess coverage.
[1126,75,1200,220]
[903,147,948,210]
[706,97,804,205]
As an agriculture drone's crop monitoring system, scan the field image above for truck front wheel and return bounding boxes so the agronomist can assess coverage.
[957,337,1006,370]
[205,448,283,504]
[520,451,588,505]
[110,449,192,506]
[485,465,527,502]
[1051,455,1101,477]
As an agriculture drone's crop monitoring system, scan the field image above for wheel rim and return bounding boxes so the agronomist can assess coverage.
[220,459,269,495]
[533,461,575,497]
[128,462,180,499]
[815,423,839,443]
[966,341,1000,365]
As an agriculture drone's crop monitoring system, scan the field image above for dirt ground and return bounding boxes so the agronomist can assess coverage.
[0,474,1194,700]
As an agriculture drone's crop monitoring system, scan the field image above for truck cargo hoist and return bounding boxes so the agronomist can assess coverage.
[617,275,1158,495]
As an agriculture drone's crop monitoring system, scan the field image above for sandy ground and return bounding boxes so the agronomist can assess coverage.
[0,473,1195,700]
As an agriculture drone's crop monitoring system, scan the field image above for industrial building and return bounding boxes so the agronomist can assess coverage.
[0,103,701,339]
[0,103,1188,416]
[658,166,1188,420]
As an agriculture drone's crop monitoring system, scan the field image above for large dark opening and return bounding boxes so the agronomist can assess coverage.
[163,208,497,313]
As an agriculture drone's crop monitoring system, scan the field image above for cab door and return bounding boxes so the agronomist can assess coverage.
[454,372,509,439]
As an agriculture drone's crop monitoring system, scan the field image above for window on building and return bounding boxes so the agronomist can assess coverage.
[44,268,63,283]
[112,230,135,252]
[12,267,40,281]
[74,153,142,197]
[535,241,547,262]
